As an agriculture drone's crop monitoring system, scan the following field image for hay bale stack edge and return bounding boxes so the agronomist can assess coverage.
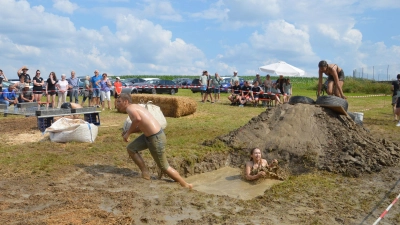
[130,94,197,117]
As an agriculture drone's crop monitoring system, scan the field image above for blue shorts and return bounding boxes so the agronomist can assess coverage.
[92,88,101,97]
[213,88,220,94]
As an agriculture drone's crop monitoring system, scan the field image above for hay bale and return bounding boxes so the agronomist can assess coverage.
[129,94,197,118]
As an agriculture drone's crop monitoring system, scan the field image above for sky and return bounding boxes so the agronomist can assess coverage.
[1,0,400,79]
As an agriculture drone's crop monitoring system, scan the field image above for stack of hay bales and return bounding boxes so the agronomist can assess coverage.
[129,94,197,117]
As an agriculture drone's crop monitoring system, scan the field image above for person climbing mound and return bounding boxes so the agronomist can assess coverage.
[244,148,281,181]
[317,60,346,99]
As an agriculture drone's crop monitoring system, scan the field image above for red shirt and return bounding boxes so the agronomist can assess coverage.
[114,81,122,94]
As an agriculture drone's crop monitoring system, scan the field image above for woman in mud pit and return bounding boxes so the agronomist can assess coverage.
[244,148,278,181]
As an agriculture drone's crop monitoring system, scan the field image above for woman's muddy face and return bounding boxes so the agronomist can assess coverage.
[251,149,262,160]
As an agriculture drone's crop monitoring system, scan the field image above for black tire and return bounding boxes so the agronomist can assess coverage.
[131,89,138,94]
[288,96,315,105]
[170,89,176,95]
[316,95,348,111]
[151,88,157,94]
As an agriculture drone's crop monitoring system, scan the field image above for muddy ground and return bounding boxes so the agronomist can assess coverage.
[1,105,400,225]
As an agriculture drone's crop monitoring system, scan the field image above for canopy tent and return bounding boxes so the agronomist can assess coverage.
[259,61,305,77]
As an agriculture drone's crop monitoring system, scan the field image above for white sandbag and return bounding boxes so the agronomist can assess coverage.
[123,101,167,132]
[45,118,98,143]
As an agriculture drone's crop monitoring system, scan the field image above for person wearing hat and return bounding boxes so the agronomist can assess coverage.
[19,83,34,103]
[0,69,8,92]
[113,77,123,109]
[17,66,31,84]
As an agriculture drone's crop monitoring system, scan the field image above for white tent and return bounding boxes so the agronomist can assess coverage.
[259,61,305,76]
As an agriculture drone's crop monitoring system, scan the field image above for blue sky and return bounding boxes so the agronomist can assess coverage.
[1,0,400,79]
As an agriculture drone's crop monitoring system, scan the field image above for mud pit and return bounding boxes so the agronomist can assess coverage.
[1,104,400,224]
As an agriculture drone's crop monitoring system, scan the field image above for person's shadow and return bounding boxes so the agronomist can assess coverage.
[75,164,139,177]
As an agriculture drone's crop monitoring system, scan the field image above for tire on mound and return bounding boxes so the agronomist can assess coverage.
[316,95,348,111]
[288,96,315,105]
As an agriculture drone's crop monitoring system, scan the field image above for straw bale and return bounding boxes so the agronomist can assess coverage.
[130,94,197,118]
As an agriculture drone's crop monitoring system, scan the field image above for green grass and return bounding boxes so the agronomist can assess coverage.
[0,79,397,176]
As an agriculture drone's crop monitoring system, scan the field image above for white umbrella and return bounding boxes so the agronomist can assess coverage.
[259,61,305,76]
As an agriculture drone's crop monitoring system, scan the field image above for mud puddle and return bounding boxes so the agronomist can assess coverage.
[186,166,282,200]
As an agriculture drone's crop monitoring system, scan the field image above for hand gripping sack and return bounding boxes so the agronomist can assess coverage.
[123,101,167,132]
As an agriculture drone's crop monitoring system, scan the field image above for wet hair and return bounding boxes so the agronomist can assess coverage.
[119,93,133,104]
[249,148,261,161]
[61,102,72,109]
[318,60,328,68]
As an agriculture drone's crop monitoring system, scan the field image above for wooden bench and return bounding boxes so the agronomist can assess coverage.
[36,107,101,132]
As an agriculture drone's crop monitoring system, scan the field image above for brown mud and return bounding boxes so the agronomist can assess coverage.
[1,105,400,224]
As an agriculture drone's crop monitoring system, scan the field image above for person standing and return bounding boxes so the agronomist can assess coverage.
[283,78,292,103]
[117,93,192,189]
[318,60,346,99]
[96,73,112,110]
[56,74,69,108]
[91,70,102,107]
[81,76,92,107]
[17,66,31,84]
[0,69,8,92]
[199,70,208,102]
[32,70,44,108]
[230,71,239,86]
[204,72,214,103]
[67,71,80,104]
[253,73,262,85]
[263,74,273,92]
[113,77,123,109]
[391,74,400,121]
[212,72,223,102]
[46,72,58,108]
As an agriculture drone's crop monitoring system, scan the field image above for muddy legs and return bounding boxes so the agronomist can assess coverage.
[164,167,193,189]
[127,151,150,180]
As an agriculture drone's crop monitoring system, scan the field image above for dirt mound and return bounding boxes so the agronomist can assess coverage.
[207,104,400,177]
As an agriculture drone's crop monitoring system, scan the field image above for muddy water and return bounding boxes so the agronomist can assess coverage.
[186,167,282,200]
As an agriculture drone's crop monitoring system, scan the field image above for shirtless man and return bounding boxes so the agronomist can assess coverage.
[116,93,192,189]
[317,60,346,99]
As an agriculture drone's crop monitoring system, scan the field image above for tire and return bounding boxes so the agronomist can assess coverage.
[131,89,138,94]
[151,88,157,94]
[288,96,315,105]
[316,95,348,111]
[170,89,176,95]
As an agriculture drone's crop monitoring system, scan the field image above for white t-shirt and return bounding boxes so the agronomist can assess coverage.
[58,80,69,91]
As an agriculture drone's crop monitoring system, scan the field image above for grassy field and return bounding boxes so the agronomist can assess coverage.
[0,79,396,176]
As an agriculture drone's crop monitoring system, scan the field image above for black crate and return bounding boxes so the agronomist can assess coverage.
[84,112,101,125]
[37,117,54,133]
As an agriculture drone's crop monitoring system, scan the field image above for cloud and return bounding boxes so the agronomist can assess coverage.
[53,0,79,14]
[140,0,182,21]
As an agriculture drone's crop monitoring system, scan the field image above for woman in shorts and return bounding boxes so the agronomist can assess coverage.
[283,78,292,103]
[96,73,112,110]
[318,60,346,99]
[228,80,241,105]
[32,70,44,108]
[46,72,58,108]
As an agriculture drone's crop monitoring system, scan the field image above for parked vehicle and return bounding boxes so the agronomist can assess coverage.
[128,78,146,84]
[219,77,245,93]
[138,79,178,95]
[110,80,138,95]
[190,78,202,93]
[173,78,193,86]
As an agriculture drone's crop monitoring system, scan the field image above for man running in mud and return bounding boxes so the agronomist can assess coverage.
[317,60,346,99]
[116,93,192,189]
